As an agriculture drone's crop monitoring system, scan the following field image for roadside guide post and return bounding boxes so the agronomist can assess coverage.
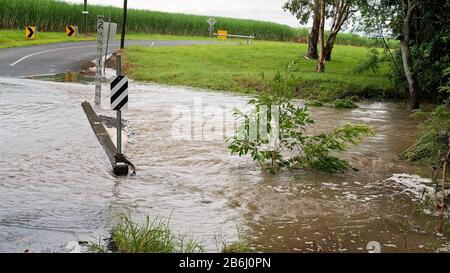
[95,15,104,105]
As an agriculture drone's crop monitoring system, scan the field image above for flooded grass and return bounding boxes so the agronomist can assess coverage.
[89,213,254,253]
[89,214,204,253]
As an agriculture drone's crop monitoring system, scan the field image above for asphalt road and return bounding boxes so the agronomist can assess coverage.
[0,40,212,78]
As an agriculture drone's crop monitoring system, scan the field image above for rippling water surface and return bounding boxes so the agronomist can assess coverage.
[0,77,443,252]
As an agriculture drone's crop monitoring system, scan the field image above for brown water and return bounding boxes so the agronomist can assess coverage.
[0,77,447,253]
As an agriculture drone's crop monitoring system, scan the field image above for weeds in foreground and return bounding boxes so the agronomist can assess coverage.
[89,214,203,253]
[89,214,253,253]
[215,228,253,253]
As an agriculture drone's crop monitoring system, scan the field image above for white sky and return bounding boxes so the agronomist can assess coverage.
[60,0,302,27]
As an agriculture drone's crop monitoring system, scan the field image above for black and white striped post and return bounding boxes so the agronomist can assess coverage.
[111,54,128,154]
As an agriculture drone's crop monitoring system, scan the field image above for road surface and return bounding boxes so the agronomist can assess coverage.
[0,40,212,78]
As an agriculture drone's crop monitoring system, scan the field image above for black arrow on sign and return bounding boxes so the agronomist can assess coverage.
[67,26,75,37]
[27,27,34,38]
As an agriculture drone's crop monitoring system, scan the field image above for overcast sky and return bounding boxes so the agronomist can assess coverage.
[60,0,302,27]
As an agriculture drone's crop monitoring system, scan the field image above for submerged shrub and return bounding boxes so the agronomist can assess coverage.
[226,60,374,174]
[403,105,450,164]
[305,100,324,107]
[334,99,358,109]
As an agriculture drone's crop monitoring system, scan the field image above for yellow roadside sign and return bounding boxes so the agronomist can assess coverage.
[25,26,36,40]
[66,25,77,37]
[217,30,228,40]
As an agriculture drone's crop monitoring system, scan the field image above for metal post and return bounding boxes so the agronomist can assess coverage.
[84,0,88,33]
[120,0,127,49]
[116,54,122,154]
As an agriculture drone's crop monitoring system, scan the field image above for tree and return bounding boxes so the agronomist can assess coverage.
[317,0,326,72]
[358,0,449,109]
[283,0,320,59]
[324,0,358,61]
[284,0,357,61]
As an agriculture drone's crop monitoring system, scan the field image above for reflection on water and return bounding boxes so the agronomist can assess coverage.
[0,77,447,253]
[29,72,96,84]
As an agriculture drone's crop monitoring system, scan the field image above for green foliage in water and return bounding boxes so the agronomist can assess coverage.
[89,214,204,253]
[226,60,374,174]
[334,99,358,109]
[217,229,253,253]
[89,213,253,253]
[403,69,450,164]
[305,100,324,107]
[403,104,450,164]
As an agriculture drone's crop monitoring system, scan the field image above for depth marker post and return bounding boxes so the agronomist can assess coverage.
[95,15,104,105]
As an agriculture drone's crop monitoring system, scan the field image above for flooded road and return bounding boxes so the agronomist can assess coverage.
[0,76,447,252]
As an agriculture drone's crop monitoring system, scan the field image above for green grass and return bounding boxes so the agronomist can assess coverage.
[0,29,210,48]
[89,214,204,253]
[124,41,399,101]
[0,0,398,47]
[89,213,253,253]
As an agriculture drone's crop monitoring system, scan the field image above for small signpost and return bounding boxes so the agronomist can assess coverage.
[207,17,217,38]
[66,25,77,37]
[110,75,128,112]
[25,26,36,40]
[95,15,104,104]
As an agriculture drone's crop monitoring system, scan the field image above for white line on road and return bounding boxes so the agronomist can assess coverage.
[9,45,97,66]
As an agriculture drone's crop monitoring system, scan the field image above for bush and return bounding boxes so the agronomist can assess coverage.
[334,99,358,109]
[226,60,374,173]
[402,105,450,164]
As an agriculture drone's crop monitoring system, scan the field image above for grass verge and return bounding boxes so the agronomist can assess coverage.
[0,30,209,49]
[124,41,399,101]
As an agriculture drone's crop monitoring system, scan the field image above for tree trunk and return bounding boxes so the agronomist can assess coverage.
[400,0,420,109]
[400,40,420,109]
[323,1,352,62]
[307,0,321,59]
[317,0,326,72]
[324,32,338,61]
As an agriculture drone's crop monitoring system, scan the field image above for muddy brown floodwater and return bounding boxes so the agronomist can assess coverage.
[0,76,448,253]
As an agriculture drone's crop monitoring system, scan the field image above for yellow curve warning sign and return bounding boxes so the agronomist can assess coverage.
[66,25,76,37]
[25,26,36,40]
